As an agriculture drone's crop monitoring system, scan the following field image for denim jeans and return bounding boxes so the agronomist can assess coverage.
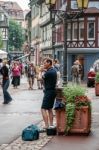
[2,79,12,103]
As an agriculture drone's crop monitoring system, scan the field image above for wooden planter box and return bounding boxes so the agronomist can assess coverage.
[55,106,91,135]
[95,83,99,96]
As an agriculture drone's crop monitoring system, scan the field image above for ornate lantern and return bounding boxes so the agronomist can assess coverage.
[77,0,89,9]
[45,0,56,9]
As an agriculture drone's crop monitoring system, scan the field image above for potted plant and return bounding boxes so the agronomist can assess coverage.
[55,84,91,135]
[95,72,99,96]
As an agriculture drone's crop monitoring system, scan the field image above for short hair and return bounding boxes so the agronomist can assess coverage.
[44,58,52,65]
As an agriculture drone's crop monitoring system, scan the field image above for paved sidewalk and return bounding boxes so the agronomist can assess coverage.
[0,121,53,150]
[0,80,99,150]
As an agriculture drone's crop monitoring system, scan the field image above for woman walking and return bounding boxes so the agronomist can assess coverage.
[11,61,21,89]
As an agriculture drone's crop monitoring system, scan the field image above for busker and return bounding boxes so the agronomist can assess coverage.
[41,58,57,129]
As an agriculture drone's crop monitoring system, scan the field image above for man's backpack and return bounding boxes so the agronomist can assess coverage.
[22,124,39,141]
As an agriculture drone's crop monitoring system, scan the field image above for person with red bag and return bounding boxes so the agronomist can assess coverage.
[87,68,96,87]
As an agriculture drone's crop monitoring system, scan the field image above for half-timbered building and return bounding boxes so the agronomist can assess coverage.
[30,0,99,81]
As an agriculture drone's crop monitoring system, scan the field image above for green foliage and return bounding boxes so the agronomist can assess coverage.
[8,20,25,51]
[95,72,99,83]
[63,84,86,103]
[65,103,75,133]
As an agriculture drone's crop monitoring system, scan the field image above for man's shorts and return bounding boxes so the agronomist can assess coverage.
[41,90,56,109]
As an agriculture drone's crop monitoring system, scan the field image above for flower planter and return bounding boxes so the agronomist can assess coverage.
[55,109,66,134]
[55,87,91,135]
[55,106,91,135]
[95,83,99,96]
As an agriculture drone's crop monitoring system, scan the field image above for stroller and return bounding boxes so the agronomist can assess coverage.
[87,68,96,87]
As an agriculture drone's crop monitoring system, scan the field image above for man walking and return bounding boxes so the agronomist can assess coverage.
[41,58,57,129]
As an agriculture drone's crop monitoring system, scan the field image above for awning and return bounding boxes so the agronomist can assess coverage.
[56,48,99,54]
[15,54,30,60]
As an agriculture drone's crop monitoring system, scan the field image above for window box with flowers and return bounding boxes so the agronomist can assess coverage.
[55,84,91,135]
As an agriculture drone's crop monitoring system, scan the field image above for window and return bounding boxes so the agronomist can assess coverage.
[88,22,95,39]
[0,14,4,21]
[73,23,78,40]
[2,28,7,39]
[32,5,35,18]
[79,22,84,39]
[41,28,44,41]
[47,25,51,40]
[35,6,39,17]
[41,3,48,16]
[44,27,46,41]
[67,23,71,40]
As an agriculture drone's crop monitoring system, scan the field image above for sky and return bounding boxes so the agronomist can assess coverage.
[2,0,30,10]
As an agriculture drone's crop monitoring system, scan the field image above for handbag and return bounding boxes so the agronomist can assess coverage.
[22,124,39,141]
[54,98,65,110]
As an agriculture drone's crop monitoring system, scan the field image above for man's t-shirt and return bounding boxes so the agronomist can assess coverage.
[43,67,57,91]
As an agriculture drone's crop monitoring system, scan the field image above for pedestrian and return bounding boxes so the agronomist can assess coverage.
[53,59,61,87]
[27,62,36,90]
[24,62,28,77]
[87,67,96,87]
[19,61,24,76]
[71,61,79,84]
[75,60,83,84]
[11,61,21,89]
[53,59,60,72]
[36,65,44,89]
[1,60,12,104]
[94,63,99,72]
[41,58,57,129]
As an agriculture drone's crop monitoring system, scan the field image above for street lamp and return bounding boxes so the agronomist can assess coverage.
[77,0,89,9]
[45,0,89,85]
[45,0,56,9]
[45,0,89,9]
